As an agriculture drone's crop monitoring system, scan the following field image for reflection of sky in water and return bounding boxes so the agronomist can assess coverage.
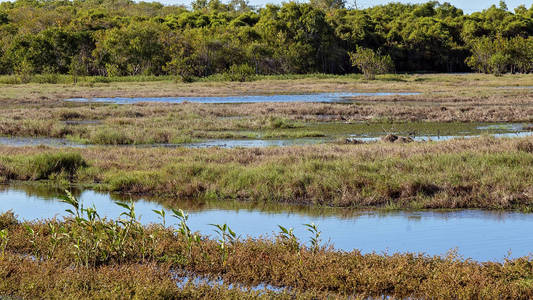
[1,187,532,262]
[1,123,531,148]
[66,92,421,104]
[184,138,326,148]
[0,137,85,148]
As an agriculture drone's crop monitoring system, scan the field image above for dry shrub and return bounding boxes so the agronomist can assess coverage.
[0,211,18,229]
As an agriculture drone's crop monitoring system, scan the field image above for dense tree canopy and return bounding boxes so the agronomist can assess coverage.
[0,0,531,77]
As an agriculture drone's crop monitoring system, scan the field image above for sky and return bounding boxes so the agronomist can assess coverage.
[0,0,530,13]
[153,0,531,13]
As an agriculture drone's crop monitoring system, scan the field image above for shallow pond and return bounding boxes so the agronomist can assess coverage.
[66,92,421,104]
[0,122,531,149]
[182,138,326,148]
[0,137,85,148]
[1,185,532,262]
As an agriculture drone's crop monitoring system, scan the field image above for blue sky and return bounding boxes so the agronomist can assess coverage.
[0,0,530,13]
[154,0,530,13]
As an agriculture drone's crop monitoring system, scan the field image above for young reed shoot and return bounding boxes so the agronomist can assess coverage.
[304,223,321,253]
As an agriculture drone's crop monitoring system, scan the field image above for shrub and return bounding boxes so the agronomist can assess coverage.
[0,211,17,230]
[34,73,60,84]
[223,64,255,82]
[489,52,511,76]
[14,60,34,84]
[349,47,394,80]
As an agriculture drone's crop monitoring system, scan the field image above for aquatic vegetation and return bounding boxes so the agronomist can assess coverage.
[303,223,321,253]
[58,191,155,267]
[90,129,134,145]
[277,225,300,252]
[210,223,237,266]
[46,223,65,260]
[0,229,7,260]
[172,208,200,261]
[2,198,533,298]
[0,152,87,181]
[152,208,166,227]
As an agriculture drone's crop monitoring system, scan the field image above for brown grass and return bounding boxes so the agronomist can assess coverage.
[0,74,531,145]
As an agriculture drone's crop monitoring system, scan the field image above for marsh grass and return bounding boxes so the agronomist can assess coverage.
[0,74,532,147]
[0,137,532,210]
[0,152,87,182]
[1,102,530,145]
[30,153,87,180]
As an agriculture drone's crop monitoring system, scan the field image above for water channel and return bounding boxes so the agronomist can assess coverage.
[1,184,531,262]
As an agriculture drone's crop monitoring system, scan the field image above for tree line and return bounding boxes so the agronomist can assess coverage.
[0,0,532,80]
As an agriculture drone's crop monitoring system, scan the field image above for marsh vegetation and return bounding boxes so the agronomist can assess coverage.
[2,197,533,299]
[0,1,532,294]
[0,71,531,298]
[0,136,532,210]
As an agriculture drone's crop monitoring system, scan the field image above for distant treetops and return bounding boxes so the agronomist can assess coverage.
[0,0,531,79]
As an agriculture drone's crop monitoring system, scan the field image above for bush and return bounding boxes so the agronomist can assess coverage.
[87,76,111,83]
[175,75,196,83]
[349,47,394,80]
[0,76,22,84]
[14,60,34,84]
[223,64,255,82]
[34,73,60,84]
[0,211,18,230]
[30,152,87,180]
[489,52,510,76]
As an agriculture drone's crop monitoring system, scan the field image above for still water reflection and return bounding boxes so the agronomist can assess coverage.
[0,185,531,262]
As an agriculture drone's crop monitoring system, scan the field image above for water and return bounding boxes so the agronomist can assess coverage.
[183,138,327,148]
[65,92,421,104]
[174,273,285,293]
[0,137,85,148]
[1,130,531,149]
[0,137,327,148]
[1,185,532,262]
[349,131,533,142]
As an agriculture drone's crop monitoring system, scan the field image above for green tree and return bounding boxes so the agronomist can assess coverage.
[93,23,168,76]
[489,52,510,76]
[69,54,88,83]
[349,47,393,79]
